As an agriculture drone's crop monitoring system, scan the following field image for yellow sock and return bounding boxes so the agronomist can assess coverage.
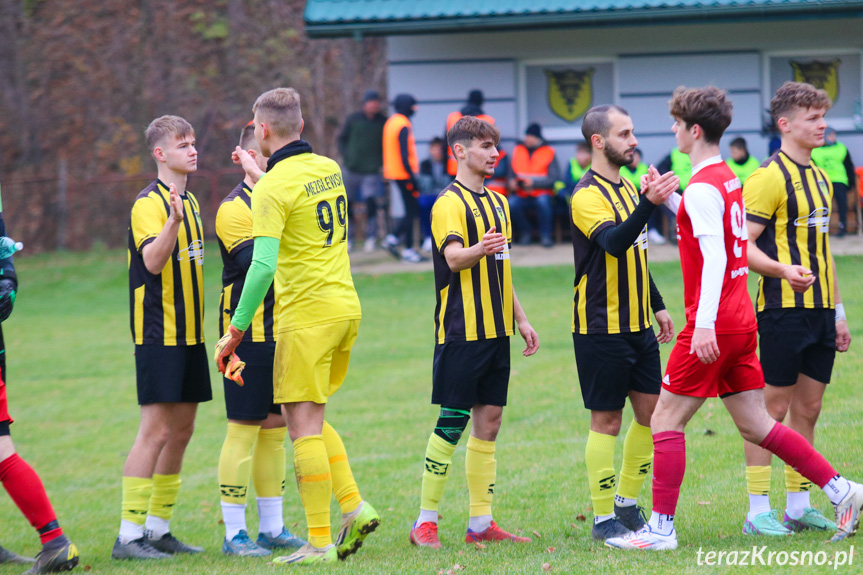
[219,422,259,504]
[321,421,361,514]
[617,421,653,501]
[121,476,153,525]
[253,427,287,498]
[421,433,458,512]
[293,435,332,548]
[149,473,181,521]
[585,431,616,517]
[747,466,772,496]
[465,436,496,518]
[785,464,813,492]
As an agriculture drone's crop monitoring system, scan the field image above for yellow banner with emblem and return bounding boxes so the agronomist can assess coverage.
[791,59,840,102]
[545,68,594,122]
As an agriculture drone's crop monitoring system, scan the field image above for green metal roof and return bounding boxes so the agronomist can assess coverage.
[305,0,863,37]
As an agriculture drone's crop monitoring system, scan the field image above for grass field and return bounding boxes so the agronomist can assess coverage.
[0,245,861,574]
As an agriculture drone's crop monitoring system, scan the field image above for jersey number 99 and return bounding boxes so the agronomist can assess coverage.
[316,195,348,247]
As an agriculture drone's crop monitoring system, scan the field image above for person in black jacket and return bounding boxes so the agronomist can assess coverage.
[339,90,387,251]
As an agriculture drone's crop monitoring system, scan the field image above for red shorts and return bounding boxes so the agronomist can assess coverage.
[663,329,765,398]
[0,368,11,425]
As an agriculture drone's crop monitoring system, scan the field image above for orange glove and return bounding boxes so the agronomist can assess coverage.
[215,325,245,385]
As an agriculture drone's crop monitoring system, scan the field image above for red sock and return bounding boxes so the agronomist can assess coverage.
[0,454,62,544]
[652,431,686,516]
[759,422,837,489]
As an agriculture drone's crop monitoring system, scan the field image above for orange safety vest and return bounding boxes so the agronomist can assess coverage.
[511,144,555,197]
[485,149,508,196]
[383,114,419,181]
[446,111,495,176]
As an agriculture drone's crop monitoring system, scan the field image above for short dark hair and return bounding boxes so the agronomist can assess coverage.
[575,140,589,152]
[429,136,444,149]
[669,86,732,144]
[729,137,747,151]
[447,116,500,151]
[581,105,629,143]
[770,81,832,123]
[239,121,257,149]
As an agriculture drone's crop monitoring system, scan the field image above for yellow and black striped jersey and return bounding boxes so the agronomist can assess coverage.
[430,181,514,344]
[570,170,652,335]
[216,182,277,343]
[128,179,205,346]
[743,151,834,311]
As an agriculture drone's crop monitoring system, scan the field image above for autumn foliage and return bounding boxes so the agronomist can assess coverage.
[0,0,385,251]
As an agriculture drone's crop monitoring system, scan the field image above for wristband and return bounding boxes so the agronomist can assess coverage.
[835,302,847,322]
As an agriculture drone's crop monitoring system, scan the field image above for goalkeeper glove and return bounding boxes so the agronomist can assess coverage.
[214,324,245,385]
[0,278,16,322]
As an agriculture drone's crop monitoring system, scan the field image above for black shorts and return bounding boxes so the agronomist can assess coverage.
[224,341,282,421]
[432,337,510,409]
[135,343,212,405]
[757,308,836,386]
[573,329,661,411]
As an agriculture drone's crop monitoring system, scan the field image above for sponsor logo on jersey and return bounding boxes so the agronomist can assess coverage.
[794,207,830,232]
[730,265,749,279]
[635,227,648,250]
[495,247,510,261]
[723,178,742,194]
[178,239,204,265]
[662,374,671,386]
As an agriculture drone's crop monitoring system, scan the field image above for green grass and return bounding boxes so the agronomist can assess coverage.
[0,245,861,574]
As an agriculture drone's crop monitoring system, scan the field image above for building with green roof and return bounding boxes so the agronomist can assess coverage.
[306,0,862,166]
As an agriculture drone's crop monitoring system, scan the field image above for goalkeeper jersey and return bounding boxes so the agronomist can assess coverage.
[251,140,361,333]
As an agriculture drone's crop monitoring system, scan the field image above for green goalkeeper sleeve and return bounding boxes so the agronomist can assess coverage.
[230,236,279,332]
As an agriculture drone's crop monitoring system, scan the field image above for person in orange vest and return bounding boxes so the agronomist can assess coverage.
[382,94,423,263]
[418,138,451,253]
[485,146,509,196]
[508,123,561,247]
[446,90,495,177]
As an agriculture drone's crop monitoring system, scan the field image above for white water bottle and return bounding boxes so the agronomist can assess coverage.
[0,237,23,259]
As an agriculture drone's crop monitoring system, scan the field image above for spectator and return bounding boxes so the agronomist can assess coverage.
[382,94,423,263]
[621,148,664,244]
[508,123,561,247]
[725,137,760,184]
[654,146,691,243]
[812,127,856,237]
[339,90,387,252]
[418,138,450,253]
[561,140,591,196]
[445,90,495,177]
[485,144,510,197]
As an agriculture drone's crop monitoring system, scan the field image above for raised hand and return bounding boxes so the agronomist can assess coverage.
[233,146,265,184]
[168,183,185,223]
